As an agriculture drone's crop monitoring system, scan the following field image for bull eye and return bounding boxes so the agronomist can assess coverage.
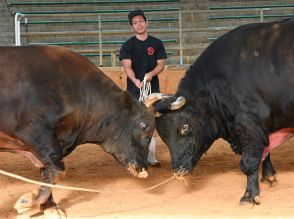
[140,122,150,132]
[180,124,189,136]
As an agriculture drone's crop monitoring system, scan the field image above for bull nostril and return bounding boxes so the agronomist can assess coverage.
[174,166,189,179]
[182,169,189,175]
[176,166,184,172]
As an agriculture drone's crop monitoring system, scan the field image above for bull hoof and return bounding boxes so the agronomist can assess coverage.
[14,190,39,213]
[261,175,277,187]
[240,193,261,206]
[44,206,67,219]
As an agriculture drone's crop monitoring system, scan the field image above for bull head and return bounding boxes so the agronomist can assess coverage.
[155,95,218,179]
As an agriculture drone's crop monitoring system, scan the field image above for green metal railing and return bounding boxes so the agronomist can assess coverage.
[13,6,183,66]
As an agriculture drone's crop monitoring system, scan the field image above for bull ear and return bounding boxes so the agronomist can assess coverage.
[143,93,172,108]
[154,96,186,114]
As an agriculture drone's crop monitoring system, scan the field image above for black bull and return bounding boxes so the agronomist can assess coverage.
[155,18,294,204]
[0,45,182,213]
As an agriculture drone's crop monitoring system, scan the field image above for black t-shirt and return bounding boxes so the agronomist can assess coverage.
[119,35,167,96]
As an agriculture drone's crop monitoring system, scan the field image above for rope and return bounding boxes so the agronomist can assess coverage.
[139,76,151,102]
[0,169,175,194]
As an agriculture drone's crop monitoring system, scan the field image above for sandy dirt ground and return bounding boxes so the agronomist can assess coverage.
[1,137,294,219]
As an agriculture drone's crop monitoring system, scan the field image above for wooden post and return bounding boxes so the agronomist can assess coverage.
[111,51,116,67]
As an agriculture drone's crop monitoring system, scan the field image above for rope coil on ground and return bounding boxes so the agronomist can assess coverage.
[0,169,175,194]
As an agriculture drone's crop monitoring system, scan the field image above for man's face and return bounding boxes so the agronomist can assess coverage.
[131,15,148,35]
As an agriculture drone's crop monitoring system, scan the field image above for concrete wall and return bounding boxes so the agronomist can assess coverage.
[0,0,14,45]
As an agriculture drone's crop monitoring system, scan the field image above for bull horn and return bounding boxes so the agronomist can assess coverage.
[153,96,186,117]
[143,93,171,108]
[168,96,186,110]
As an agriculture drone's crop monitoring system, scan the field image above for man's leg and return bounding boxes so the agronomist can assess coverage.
[147,131,161,167]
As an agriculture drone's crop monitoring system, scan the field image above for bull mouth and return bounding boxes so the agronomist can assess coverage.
[126,162,148,179]
[174,166,190,179]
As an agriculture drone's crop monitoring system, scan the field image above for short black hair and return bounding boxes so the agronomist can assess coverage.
[128,9,147,25]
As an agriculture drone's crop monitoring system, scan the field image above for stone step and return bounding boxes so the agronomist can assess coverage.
[0,25,14,32]
[0,20,14,27]
[19,13,179,22]
[0,38,14,46]
[8,4,180,13]
[19,21,179,32]
[206,0,294,8]
[210,16,292,28]
[0,37,14,45]
[0,17,12,22]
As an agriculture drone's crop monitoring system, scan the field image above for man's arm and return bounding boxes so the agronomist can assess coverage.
[144,59,166,82]
[122,59,142,88]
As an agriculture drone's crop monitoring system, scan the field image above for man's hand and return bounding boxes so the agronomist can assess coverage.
[134,79,143,88]
[145,72,153,82]
[122,59,143,88]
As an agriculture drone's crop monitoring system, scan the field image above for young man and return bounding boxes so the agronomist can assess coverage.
[119,9,167,167]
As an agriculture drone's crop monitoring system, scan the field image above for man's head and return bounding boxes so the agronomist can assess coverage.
[128,9,148,35]
[128,9,146,25]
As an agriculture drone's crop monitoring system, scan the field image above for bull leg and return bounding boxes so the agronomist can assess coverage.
[38,167,58,210]
[261,153,277,186]
[235,116,269,205]
[239,144,263,205]
[14,167,62,213]
[13,121,65,213]
[39,169,66,219]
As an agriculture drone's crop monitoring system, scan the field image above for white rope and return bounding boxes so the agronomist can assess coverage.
[139,76,151,101]
[0,169,176,194]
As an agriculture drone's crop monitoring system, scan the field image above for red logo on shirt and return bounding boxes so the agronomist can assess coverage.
[147,47,154,56]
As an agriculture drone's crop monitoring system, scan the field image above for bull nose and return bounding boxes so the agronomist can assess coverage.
[174,166,189,179]
[137,167,148,179]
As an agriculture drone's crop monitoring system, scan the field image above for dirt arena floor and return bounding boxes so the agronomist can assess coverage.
[1,67,294,218]
[1,138,294,218]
